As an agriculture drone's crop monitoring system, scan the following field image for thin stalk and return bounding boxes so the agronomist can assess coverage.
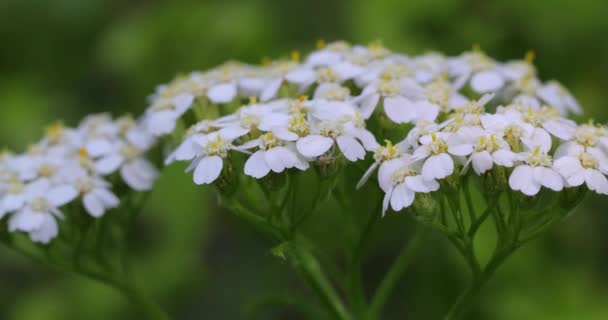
[367,227,428,320]
[346,202,381,317]
[291,244,352,320]
[443,247,514,320]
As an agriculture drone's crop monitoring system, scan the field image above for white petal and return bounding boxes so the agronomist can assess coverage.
[509,165,540,196]
[85,139,112,157]
[384,96,416,124]
[207,83,237,104]
[405,175,439,192]
[492,150,518,167]
[351,128,380,151]
[334,62,364,81]
[272,127,299,142]
[543,120,576,140]
[285,68,315,85]
[358,93,380,119]
[533,167,563,191]
[29,214,58,244]
[448,144,474,157]
[219,126,249,140]
[554,142,584,159]
[83,193,104,217]
[95,188,120,208]
[169,139,199,164]
[471,151,493,174]
[244,151,271,178]
[421,154,454,180]
[471,71,504,93]
[390,183,415,211]
[121,159,158,191]
[1,194,25,212]
[522,128,552,152]
[553,157,585,186]
[337,135,366,161]
[414,101,440,123]
[296,135,334,157]
[193,156,223,184]
[585,169,608,195]
[95,154,124,175]
[47,185,78,207]
[173,93,194,111]
[260,79,283,102]
[144,111,178,136]
[9,209,45,232]
[382,188,393,217]
[357,161,379,189]
[265,148,288,173]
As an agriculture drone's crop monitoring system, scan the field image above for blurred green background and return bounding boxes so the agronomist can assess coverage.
[1,0,608,319]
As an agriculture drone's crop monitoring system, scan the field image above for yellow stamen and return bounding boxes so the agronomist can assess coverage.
[291,50,300,62]
[45,121,64,141]
[316,38,326,49]
[525,50,536,65]
[79,147,88,158]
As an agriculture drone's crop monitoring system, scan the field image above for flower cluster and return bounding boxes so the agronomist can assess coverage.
[145,41,607,216]
[3,40,606,244]
[0,114,159,243]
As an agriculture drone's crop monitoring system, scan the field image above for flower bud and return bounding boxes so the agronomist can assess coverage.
[214,160,239,196]
[412,193,439,226]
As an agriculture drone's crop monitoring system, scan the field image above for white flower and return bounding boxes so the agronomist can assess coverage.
[448,48,505,94]
[184,130,246,185]
[448,126,519,175]
[357,140,404,189]
[207,81,238,103]
[554,146,608,194]
[8,179,78,244]
[517,106,578,140]
[143,93,194,136]
[378,157,439,216]
[508,129,564,196]
[286,62,362,92]
[536,81,582,115]
[95,141,158,191]
[0,176,28,215]
[240,132,309,178]
[66,168,120,217]
[296,120,377,162]
[355,76,440,123]
[411,132,460,180]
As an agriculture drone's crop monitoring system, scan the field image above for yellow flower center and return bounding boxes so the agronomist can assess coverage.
[205,135,229,158]
[376,79,400,97]
[374,140,401,161]
[579,152,598,169]
[429,134,448,155]
[31,197,50,212]
[526,147,552,167]
[119,145,140,161]
[317,67,338,83]
[259,132,283,151]
[38,164,56,178]
[288,113,310,137]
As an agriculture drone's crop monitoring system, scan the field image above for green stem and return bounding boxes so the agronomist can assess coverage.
[224,199,284,241]
[444,247,514,320]
[367,227,428,320]
[118,282,171,320]
[346,202,381,317]
[291,243,352,320]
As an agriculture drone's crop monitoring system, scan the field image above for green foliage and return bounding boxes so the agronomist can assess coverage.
[1,0,608,319]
